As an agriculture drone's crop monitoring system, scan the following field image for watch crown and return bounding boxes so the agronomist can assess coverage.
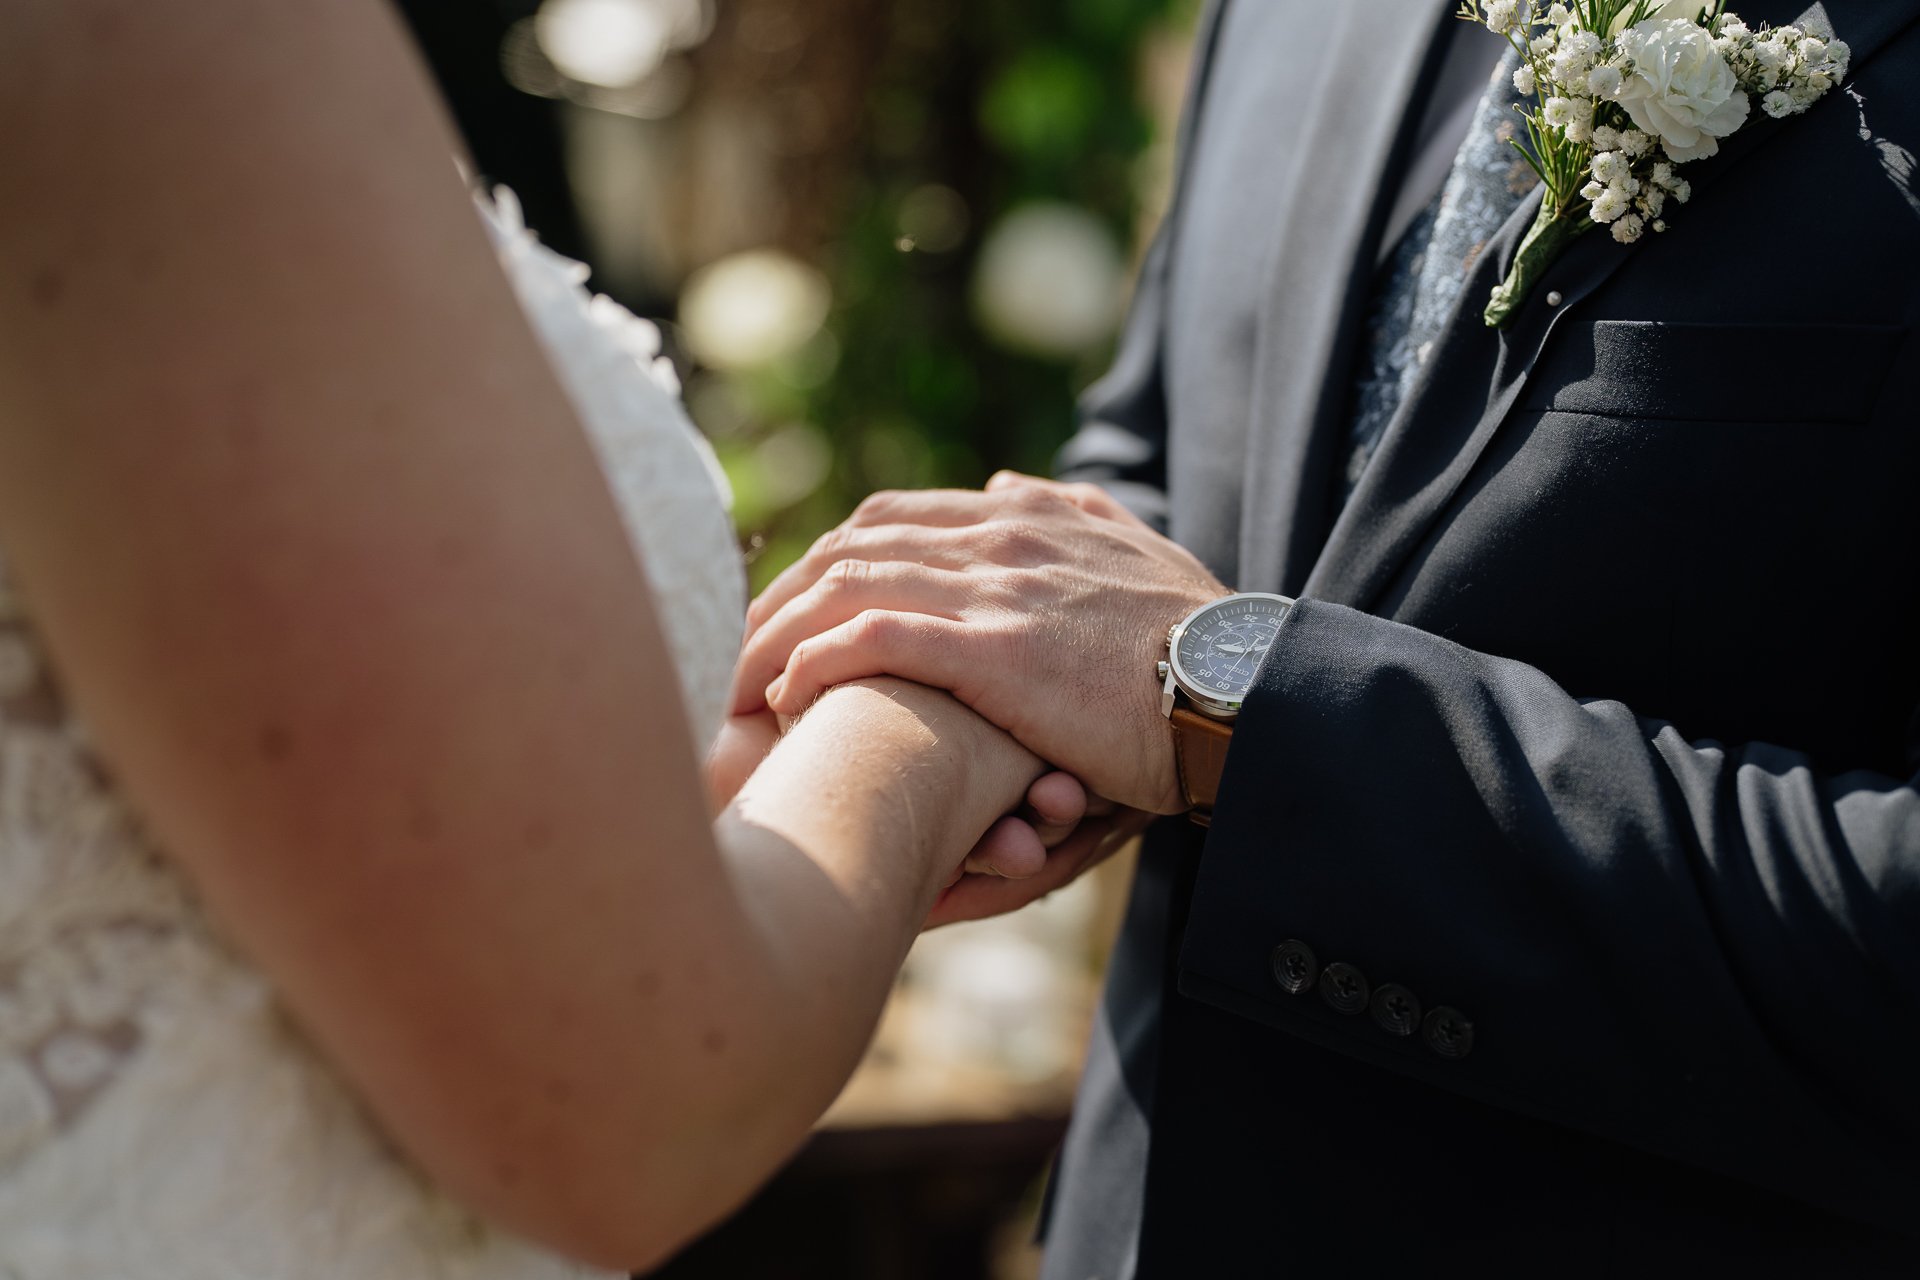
[1157,660,1170,680]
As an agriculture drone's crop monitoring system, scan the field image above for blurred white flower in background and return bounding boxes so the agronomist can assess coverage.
[678,248,831,370]
[534,0,711,89]
[916,935,1060,1080]
[744,423,833,511]
[972,202,1124,359]
[902,876,1099,1083]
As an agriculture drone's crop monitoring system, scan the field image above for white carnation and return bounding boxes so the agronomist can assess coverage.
[1762,88,1793,117]
[1612,212,1646,242]
[1514,63,1537,94]
[1484,0,1519,32]
[1613,16,1751,161]
[1587,63,1624,97]
[1590,185,1631,221]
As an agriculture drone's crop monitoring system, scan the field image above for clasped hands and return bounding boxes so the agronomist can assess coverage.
[708,472,1228,927]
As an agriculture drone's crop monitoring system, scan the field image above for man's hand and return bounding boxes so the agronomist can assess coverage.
[733,473,1227,813]
[931,794,1152,929]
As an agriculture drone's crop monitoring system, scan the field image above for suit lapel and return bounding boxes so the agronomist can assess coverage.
[1301,0,1920,611]
[1234,0,1455,596]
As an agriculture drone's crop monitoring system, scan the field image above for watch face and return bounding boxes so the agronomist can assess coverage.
[1174,594,1291,704]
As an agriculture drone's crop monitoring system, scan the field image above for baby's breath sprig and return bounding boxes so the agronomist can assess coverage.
[1452,0,1847,326]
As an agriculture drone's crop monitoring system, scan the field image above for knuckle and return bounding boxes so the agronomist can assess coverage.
[821,556,870,595]
[986,520,1052,567]
[849,609,897,649]
[852,490,900,524]
[1065,481,1110,510]
[1006,483,1067,516]
[806,525,857,572]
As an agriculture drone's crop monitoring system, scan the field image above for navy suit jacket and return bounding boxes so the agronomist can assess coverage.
[1042,1,1920,1275]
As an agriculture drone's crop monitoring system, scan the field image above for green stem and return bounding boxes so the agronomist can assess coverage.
[1483,198,1594,328]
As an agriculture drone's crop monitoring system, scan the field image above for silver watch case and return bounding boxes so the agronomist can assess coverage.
[1159,592,1295,721]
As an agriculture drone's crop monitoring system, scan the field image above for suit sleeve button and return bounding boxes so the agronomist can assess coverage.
[1423,1006,1474,1059]
[1270,940,1318,995]
[1370,983,1422,1036]
[1318,962,1370,1014]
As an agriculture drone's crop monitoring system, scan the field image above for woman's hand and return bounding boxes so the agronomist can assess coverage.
[708,701,1096,883]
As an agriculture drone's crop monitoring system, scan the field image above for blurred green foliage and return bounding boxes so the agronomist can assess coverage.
[694,0,1188,591]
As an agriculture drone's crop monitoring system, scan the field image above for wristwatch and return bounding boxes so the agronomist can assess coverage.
[1157,592,1294,825]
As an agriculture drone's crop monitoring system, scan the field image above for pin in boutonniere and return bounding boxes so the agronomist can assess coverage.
[1458,0,1850,327]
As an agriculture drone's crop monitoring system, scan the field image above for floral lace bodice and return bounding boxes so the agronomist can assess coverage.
[0,191,744,1276]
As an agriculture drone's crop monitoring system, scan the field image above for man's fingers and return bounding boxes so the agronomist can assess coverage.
[744,523,977,639]
[765,611,974,716]
[926,807,1148,929]
[845,487,1003,530]
[960,815,1048,879]
[985,471,1150,530]
[703,709,780,816]
[732,560,973,714]
[1022,770,1087,847]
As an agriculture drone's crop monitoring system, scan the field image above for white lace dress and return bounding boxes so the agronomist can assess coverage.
[0,190,746,1277]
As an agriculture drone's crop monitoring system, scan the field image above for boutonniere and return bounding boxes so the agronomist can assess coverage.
[1458,0,1850,326]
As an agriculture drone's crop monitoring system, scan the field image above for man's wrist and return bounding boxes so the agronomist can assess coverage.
[1155,591,1294,822]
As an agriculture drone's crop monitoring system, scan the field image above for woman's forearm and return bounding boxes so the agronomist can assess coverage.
[0,0,1039,1266]
[724,678,1046,1053]
[602,680,1044,1263]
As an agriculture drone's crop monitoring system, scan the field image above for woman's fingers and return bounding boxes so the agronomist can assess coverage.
[764,611,975,717]
[731,560,973,715]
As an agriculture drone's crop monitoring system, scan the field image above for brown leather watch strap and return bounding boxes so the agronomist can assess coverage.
[1170,706,1234,826]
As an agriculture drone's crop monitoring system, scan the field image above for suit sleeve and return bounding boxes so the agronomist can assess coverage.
[1178,598,1920,1237]
[1053,220,1175,533]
